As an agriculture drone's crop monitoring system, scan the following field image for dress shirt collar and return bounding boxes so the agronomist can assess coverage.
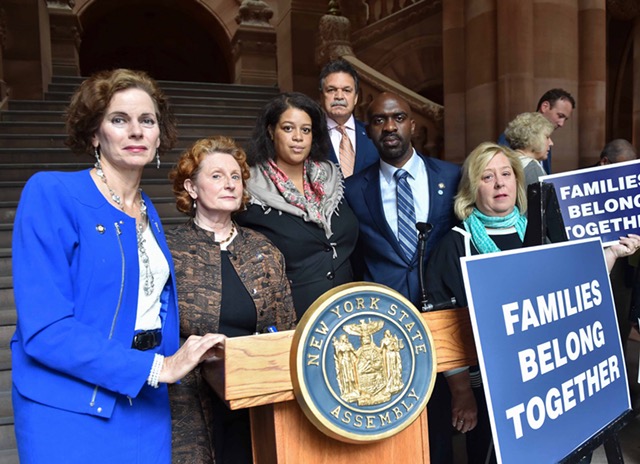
[379,148,420,184]
[327,114,356,132]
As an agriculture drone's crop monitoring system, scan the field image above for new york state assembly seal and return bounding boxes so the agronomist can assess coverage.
[290,282,437,443]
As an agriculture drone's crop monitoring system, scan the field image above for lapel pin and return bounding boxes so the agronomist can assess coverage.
[96,224,106,234]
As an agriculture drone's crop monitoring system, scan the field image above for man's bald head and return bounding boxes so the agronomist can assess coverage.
[366,92,416,167]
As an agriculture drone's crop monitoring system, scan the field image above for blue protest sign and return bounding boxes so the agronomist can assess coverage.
[540,159,640,245]
[461,238,630,464]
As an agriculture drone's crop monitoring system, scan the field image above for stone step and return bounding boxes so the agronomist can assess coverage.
[0,346,11,371]
[46,81,279,100]
[0,116,258,134]
[49,75,279,91]
[0,249,10,277]
[0,371,10,392]
[0,110,65,123]
[0,133,252,149]
[0,204,13,228]
[1,110,259,126]
[0,308,15,328]
[0,120,255,136]
[8,100,267,116]
[0,279,13,316]
[0,320,13,347]
[0,426,16,460]
[0,447,18,464]
[0,390,13,429]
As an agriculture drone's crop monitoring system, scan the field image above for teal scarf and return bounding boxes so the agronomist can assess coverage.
[463,207,527,254]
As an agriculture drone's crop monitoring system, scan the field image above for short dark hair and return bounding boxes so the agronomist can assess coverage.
[536,88,576,111]
[318,59,360,93]
[246,92,330,166]
[600,139,637,162]
[65,68,177,157]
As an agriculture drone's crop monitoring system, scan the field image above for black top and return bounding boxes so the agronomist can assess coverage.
[219,251,257,337]
[236,199,358,320]
[426,225,523,308]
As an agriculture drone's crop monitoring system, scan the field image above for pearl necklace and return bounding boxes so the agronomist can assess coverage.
[95,162,155,296]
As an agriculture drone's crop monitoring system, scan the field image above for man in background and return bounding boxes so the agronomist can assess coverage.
[319,59,378,178]
[345,91,461,463]
[598,138,637,165]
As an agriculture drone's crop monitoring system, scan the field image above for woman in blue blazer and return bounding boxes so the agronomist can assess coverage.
[11,69,224,464]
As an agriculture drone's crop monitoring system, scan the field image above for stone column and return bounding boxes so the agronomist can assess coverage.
[533,0,579,172]
[496,0,534,132]
[1,0,48,99]
[232,0,278,86]
[464,0,498,152]
[276,0,326,94]
[442,0,466,163]
[577,0,606,167]
[46,0,81,76]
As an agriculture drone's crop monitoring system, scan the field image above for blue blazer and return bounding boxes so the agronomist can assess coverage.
[11,169,179,419]
[344,153,461,307]
[328,118,379,175]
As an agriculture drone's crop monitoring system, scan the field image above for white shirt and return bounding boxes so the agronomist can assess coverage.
[135,224,170,331]
[327,115,357,164]
[379,149,430,238]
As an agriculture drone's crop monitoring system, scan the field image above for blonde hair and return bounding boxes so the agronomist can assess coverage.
[454,142,527,220]
[504,112,554,155]
[169,136,251,216]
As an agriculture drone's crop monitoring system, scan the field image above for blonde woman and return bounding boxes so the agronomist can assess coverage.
[504,112,554,186]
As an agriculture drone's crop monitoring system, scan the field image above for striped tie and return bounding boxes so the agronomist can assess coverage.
[395,169,418,259]
[337,125,355,178]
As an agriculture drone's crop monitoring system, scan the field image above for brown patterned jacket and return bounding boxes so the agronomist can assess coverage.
[165,221,295,464]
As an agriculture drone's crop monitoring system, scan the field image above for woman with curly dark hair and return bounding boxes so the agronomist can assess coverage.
[166,135,295,464]
[236,92,359,319]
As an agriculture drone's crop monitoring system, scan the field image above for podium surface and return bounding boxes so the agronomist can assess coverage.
[203,308,477,463]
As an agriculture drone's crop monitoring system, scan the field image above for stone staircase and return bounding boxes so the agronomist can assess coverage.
[0,75,279,462]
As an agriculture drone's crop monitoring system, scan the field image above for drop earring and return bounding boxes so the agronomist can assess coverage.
[94,146,101,168]
[156,149,160,169]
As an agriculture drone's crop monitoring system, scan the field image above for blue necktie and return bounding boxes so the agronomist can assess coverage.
[394,169,418,259]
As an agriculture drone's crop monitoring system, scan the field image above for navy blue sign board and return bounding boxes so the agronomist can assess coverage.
[540,159,640,246]
[461,238,630,464]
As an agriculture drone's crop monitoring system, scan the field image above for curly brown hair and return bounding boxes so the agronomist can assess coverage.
[64,68,177,157]
[169,136,251,217]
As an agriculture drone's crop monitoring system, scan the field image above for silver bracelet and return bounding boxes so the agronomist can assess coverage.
[147,353,164,388]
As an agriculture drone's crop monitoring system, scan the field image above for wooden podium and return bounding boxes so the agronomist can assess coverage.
[203,308,477,464]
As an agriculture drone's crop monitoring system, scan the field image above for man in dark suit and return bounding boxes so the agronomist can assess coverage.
[345,91,460,307]
[345,92,462,463]
[319,59,379,178]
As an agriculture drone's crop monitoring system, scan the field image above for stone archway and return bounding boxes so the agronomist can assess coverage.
[77,0,231,83]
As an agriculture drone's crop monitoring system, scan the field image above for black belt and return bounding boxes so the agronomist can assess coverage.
[132,329,162,351]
